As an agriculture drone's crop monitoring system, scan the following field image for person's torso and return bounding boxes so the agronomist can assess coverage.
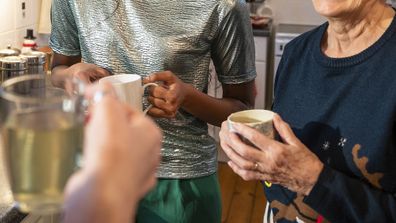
[269,20,396,223]
[65,0,242,178]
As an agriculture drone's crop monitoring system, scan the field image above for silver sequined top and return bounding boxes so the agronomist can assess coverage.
[50,0,256,178]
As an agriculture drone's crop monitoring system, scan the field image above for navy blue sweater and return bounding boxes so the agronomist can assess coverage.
[269,15,396,223]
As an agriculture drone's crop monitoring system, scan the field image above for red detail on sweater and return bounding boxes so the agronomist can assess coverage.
[317,215,324,223]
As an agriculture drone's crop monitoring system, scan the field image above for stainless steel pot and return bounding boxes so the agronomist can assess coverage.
[0,56,28,83]
[0,45,20,58]
[21,51,47,75]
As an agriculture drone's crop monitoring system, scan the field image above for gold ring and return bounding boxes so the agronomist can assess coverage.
[253,162,259,171]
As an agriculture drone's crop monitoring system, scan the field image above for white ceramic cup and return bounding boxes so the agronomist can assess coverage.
[99,74,158,113]
[227,109,275,139]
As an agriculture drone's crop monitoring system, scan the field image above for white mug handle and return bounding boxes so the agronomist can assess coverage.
[142,83,159,114]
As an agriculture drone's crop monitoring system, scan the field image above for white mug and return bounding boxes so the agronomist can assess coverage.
[99,74,158,113]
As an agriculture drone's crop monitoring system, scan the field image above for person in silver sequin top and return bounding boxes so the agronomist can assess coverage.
[50,0,256,222]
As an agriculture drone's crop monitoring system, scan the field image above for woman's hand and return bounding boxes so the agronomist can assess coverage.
[64,82,162,222]
[67,63,110,83]
[144,71,190,118]
[219,114,323,196]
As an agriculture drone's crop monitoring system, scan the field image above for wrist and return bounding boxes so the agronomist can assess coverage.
[90,169,138,220]
[180,83,196,109]
[303,159,324,196]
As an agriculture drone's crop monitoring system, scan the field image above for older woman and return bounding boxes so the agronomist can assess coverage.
[220,0,396,222]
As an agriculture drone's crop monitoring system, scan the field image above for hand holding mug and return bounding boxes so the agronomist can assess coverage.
[63,83,162,222]
[67,63,110,84]
[220,111,323,196]
[144,71,189,118]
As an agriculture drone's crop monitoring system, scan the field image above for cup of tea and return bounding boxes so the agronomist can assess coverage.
[0,75,86,214]
[99,74,158,113]
[227,109,275,144]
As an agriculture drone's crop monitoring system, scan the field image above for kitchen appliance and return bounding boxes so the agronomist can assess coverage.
[274,24,317,85]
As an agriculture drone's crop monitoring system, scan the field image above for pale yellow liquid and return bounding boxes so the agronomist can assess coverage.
[2,110,82,214]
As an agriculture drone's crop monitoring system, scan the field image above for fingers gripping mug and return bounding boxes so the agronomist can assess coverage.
[99,74,158,113]
[227,109,276,188]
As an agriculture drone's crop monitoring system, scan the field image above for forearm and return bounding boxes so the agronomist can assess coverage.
[51,65,72,88]
[182,84,252,127]
[64,172,137,223]
[304,165,396,222]
[50,53,81,88]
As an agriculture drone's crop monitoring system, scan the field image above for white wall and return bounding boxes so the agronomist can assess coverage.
[265,0,325,25]
[0,0,48,50]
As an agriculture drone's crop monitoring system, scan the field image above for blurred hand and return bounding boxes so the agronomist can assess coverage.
[144,71,189,118]
[67,63,110,83]
[219,114,323,196]
[65,82,162,209]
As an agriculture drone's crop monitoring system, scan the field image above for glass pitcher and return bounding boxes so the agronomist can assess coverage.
[0,75,85,214]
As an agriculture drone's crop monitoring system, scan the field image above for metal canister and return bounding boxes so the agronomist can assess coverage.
[0,45,20,58]
[21,51,46,75]
[0,56,28,83]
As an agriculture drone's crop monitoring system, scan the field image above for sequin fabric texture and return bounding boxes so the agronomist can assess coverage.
[50,0,256,178]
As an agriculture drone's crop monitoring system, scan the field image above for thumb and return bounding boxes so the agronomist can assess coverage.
[146,71,175,85]
[273,114,300,146]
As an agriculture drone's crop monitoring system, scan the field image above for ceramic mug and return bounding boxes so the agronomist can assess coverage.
[99,74,158,113]
[227,109,275,187]
[227,109,275,139]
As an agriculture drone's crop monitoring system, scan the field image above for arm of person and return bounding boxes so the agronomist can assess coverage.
[51,53,110,88]
[63,84,162,223]
[145,71,255,127]
[49,0,109,88]
[63,170,140,223]
[303,163,396,222]
[182,80,255,127]
[220,114,396,222]
[144,1,256,126]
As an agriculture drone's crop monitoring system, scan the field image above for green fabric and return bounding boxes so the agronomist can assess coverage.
[136,173,221,223]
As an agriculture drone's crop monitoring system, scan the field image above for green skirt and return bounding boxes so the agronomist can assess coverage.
[136,173,221,223]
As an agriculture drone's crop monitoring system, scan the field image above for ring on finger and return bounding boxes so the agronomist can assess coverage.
[253,162,259,171]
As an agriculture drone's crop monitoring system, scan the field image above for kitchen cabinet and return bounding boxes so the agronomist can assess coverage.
[208,34,270,148]
[253,36,268,110]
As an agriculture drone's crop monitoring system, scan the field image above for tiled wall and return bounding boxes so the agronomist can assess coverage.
[0,0,49,50]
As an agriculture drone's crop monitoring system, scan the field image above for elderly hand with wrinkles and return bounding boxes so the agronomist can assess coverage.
[219,114,324,196]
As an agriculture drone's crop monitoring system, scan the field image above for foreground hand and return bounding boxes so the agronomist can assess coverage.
[65,83,162,209]
[219,114,323,196]
[67,62,110,83]
[144,71,189,118]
